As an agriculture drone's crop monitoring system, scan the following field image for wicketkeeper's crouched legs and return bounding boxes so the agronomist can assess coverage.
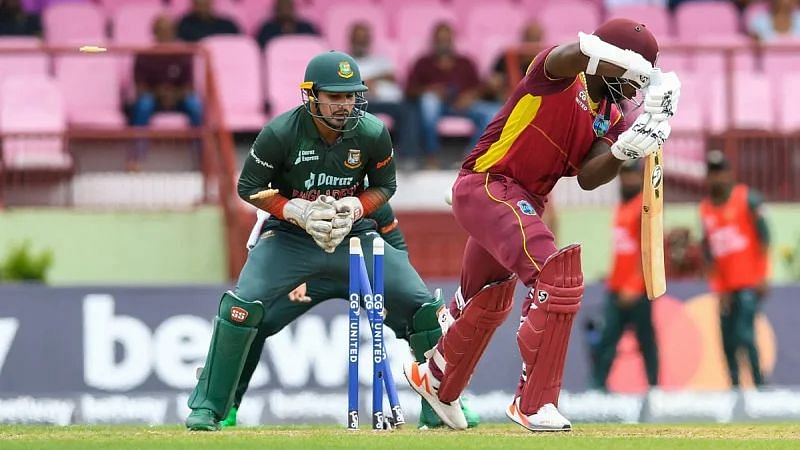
[186,291,264,431]
[507,244,582,431]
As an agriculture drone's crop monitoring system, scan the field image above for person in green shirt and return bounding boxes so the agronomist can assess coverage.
[185,51,477,431]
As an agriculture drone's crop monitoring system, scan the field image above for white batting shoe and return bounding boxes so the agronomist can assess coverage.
[403,361,468,430]
[506,397,572,432]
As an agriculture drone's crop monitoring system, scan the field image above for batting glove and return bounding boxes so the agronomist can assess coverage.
[611,113,671,160]
[644,71,681,122]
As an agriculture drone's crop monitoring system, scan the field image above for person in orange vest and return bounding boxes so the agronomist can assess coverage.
[591,161,659,390]
[700,150,770,388]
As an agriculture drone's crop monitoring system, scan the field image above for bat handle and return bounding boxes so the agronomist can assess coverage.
[649,68,662,87]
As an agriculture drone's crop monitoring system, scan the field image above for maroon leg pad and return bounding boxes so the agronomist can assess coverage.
[516,244,583,415]
[436,276,517,402]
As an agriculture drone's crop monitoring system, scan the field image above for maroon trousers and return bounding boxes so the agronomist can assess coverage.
[452,171,558,297]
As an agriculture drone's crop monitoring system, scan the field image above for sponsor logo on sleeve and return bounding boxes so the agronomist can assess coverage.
[376,150,394,169]
[250,147,274,169]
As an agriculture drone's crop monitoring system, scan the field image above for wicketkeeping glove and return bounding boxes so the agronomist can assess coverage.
[282,196,337,251]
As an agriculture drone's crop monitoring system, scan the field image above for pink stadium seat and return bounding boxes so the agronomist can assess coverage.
[463,3,530,74]
[150,112,191,129]
[263,35,327,116]
[97,0,160,15]
[762,43,800,85]
[0,75,70,170]
[0,51,49,94]
[321,3,387,53]
[690,46,755,76]
[0,36,42,48]
[237,0,275,36]
[111,2,165,45]
[43,2,106,45]
[731,71,773,131]
[437,117,475,137]
[203,35,268,131]
[605,5,672,41]
[675,1,742,42]
[778,73,800,132]
[55,54,126,128]
[655,50,691,73]
[538,1,601,45]
[395,3,457,80]
[667,72,703,133]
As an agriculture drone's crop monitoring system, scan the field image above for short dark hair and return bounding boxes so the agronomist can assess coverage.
[706,149,729,173]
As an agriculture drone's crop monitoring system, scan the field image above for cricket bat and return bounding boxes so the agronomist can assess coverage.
[642,147,666,299]
[641,69,666,300]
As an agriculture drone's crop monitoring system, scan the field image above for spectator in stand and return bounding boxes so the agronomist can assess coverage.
[0,0,41,36]
[349,22,422,170]
[486,20,544,103]
[177,0,239,43]
[128,14,203,171]
[748,0,800,42]
[406,22,500,169]
[256,0,318,49]
[131,15,202,128]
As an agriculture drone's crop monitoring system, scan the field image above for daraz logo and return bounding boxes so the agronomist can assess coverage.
[304,172,354,189]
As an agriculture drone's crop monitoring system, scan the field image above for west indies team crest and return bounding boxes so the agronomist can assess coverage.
[517,200,536,216]
[345,149,362,168]
[338,61,354,79]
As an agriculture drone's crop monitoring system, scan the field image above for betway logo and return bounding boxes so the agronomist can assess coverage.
[304,172,354,190]
[81,295,407,391]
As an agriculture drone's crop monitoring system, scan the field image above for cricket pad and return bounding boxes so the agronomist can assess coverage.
[187,291,264,419]
[517,244,583,415]
[436,276,517,402]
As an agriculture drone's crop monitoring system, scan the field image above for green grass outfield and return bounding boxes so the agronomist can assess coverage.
[1,423,799,450]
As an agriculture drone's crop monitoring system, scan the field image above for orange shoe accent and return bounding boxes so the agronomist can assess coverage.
[409,363,433,395]
[509,400,529,428]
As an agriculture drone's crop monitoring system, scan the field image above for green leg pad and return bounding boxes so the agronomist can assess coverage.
[408,289,444,362]
[187,291,264,421]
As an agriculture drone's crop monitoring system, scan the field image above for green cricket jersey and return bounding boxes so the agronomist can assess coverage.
[238,106,396,210]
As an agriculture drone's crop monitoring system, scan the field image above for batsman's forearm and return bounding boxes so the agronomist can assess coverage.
[577,152,624,190]
[358,187,392,217]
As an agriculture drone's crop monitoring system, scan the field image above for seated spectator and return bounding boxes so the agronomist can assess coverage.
[177,0,239,43]
[349,22,421,169]
[406,22,500,169]
[0,0,41,36]
[749,0,800,42]
[486,20,544,102]
[256,0,318,49]
[131,15,202,128]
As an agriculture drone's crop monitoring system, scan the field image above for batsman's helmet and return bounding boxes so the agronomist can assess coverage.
[300,51,368,131]
[593,18,659,105]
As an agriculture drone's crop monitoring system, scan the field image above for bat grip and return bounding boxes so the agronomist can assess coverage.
[649,68,662,86]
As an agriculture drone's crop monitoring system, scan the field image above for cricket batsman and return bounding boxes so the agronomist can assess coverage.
[185,50,476,431]
[403,19,681,431]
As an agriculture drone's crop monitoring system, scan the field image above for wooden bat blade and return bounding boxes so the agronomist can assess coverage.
[642,147,666,300]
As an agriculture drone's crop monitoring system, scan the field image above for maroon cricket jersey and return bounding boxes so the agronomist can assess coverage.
[462,47,627,196]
